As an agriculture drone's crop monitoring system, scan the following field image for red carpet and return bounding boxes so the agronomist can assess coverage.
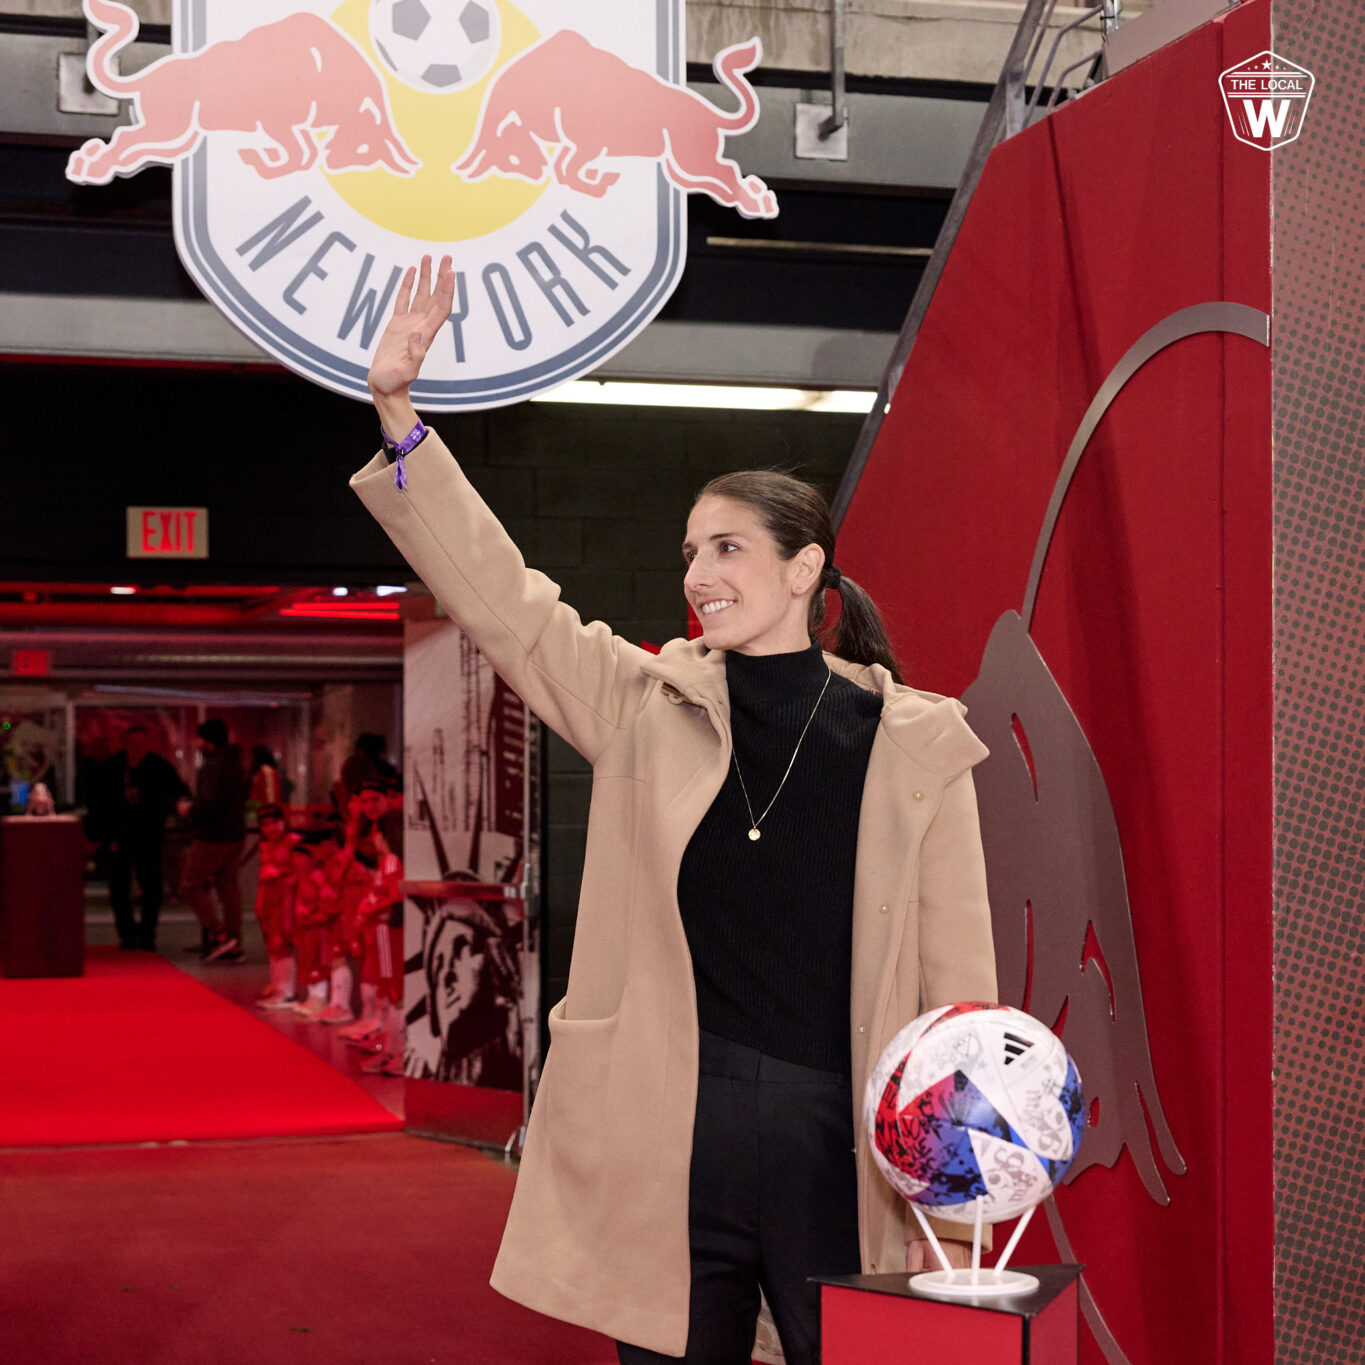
[0,1134,619,1365]
[0,949,402,1146]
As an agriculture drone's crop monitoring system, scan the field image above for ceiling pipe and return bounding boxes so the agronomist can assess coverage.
[818,0,848,139]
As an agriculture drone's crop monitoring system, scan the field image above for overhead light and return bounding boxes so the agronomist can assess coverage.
[332,586,349,597]
[374,585,407,597]
[530,381,876,413]
[110,586,136,595]
[279,606,400,621]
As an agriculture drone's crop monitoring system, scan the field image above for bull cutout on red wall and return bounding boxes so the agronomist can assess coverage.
[961,303,1269,1364]
[65,0,776,409]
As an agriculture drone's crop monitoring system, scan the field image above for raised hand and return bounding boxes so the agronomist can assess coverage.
[367,253,456,439]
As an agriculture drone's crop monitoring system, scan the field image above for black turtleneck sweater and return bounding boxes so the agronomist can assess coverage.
[677,640,883,1073]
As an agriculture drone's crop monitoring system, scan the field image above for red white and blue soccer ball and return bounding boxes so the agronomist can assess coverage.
[865,1002,1085,1224]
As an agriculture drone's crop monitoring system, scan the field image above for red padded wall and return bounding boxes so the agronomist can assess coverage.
[839,5,1273,1363]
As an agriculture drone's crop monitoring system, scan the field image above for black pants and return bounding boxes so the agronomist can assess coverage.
[107,836,165,948]
[617,1031,861,1365]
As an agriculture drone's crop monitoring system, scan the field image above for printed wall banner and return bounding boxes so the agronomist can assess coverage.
[1220,50,1314,150]
[402,616,539,1095]
[66,0,777,409]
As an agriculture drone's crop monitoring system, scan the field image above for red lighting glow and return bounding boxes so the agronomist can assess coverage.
[0,583,401,629]
[278,607,400,621]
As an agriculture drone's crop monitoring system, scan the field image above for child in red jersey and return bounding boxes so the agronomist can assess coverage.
[355,811,405,1076]
[317,826,370,1025]
[254,805,300,1010]
[290,843,339,1019]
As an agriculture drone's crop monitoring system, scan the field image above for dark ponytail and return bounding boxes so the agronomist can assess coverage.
[693,470,905,683]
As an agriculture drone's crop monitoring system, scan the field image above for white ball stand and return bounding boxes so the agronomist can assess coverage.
[908,1201,1041,1299]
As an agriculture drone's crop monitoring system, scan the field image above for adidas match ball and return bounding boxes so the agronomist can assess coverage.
[865,1002,1084,1224]
[369,0,502,94]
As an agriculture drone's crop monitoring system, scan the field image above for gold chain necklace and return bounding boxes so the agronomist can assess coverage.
[730,666,833,842]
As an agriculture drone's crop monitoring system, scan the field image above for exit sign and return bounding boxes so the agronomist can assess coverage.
[11,649,51,677]
[126,507,209,559]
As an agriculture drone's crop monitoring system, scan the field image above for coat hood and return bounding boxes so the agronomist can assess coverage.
[639,638,988,777]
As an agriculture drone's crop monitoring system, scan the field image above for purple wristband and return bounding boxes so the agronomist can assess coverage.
[380,417,427,491]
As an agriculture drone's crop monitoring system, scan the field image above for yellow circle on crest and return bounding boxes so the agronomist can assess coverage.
[325,0,545,241]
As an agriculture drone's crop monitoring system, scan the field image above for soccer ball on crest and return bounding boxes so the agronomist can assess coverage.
[865,1002,1085,1224]
[369,0,502,94]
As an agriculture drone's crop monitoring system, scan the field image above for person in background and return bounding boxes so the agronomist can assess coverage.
[355,810,406,1077]
[318,826,369,1026]
[290,842,339,1019]
[334,733,397,813]
[253,804,299,1009]
[336,797,385,1045]
[180,719,248,963]
[247,744,284,816]
[93,724,190,952]
[352,778,391,869]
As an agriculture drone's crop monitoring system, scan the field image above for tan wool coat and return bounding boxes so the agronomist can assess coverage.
[352,432,998,1357]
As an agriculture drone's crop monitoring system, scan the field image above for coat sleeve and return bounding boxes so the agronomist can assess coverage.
[912,762,999,1251]
[351,432,651,765]
[916,765,998,1011]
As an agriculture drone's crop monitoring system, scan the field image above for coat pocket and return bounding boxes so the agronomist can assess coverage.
[541,996,623,1184]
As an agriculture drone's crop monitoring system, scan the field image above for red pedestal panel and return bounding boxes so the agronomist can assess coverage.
[821,1268,1080,1365]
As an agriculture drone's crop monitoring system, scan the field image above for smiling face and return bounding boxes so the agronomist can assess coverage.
[683,495,824,656]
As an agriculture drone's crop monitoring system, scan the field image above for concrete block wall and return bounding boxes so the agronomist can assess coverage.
[454,400,863,1009]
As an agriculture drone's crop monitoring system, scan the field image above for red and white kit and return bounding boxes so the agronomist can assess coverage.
[323,844,372,962]
[292,866,339,987]
[357,852,404,1003]
[254,830,298,956]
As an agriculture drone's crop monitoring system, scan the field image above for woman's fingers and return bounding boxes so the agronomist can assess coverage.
[391,254,450,329]
[412,254,434,314]
[391,265,416,320]
[433,256,456,318]
[413,257,456,351]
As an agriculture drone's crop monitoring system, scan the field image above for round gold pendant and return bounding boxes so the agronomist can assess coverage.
[748,828,761,841]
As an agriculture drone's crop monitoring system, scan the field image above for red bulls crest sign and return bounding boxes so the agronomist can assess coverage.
[67,0,777,408]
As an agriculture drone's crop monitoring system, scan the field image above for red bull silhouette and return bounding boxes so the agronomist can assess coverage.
[454,32,778,219]
[66,0,419,186]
